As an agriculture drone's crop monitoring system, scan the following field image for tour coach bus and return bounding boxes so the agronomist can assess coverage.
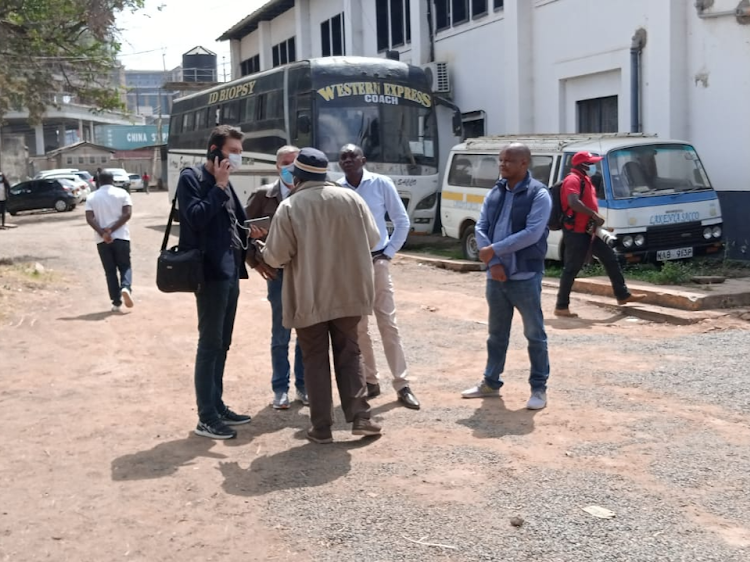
[167,57,441,233]
[441,134,724,262]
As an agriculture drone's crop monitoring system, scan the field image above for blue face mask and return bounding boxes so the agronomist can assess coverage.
[280,165,294,186]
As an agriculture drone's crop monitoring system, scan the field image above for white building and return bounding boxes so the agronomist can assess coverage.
[219,0,750,257]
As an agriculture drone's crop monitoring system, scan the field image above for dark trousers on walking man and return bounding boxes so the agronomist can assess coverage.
[97,239,132,308]
[555,231,629,310]
[296,316,370,437]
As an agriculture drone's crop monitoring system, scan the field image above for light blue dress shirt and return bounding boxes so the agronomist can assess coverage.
[337,168,410,258]
[475,177,552,280]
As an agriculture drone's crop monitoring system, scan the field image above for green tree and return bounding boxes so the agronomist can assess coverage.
[0,0,145,123]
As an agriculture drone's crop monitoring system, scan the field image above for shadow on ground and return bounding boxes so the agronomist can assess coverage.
[457,397,540,438]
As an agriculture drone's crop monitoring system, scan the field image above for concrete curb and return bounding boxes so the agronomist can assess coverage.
[396,253,486,273]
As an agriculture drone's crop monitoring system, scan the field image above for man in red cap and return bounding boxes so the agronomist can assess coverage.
[554,151,645,317]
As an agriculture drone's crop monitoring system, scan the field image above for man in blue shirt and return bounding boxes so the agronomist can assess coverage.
[460,143,552,410]
[337,144,421,410]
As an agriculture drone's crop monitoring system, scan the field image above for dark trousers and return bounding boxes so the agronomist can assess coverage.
[0,200,6,227]
[296,316,370,431]
[556,230,629,310]
[96,239,132,306]
[194,277,239,423]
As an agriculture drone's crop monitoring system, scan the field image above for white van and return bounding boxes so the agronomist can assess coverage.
[440,134,724,263]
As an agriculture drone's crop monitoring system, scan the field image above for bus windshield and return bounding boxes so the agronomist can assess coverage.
[314,82,437,168]
[607,144,713,199]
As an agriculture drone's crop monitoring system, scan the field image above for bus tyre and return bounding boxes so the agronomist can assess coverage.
[461,223,479,261]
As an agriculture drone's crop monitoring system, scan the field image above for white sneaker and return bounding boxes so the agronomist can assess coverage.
[111,305,121,313]
[296,389,309,406]
[461,381,501,399]
[526,391,547,410]
[121,287,134,308]
[272,391,290,410]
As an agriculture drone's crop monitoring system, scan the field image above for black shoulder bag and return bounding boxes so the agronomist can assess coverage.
[156,171,205,293]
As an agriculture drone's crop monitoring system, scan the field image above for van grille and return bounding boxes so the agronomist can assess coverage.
[645,221,706,250]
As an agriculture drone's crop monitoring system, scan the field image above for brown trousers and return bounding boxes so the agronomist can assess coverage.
[296,316,370,431]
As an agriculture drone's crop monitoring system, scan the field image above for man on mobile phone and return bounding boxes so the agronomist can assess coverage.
[177,125,252,440]
[245,145,307,410]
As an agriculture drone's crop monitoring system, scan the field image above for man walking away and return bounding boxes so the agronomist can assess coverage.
[177,125,252,440]
[460,144,552,410]
[337,144,421,410]
[554,151,645,317]
[245,145,307,410]
[85,170,134,312]
[0,172,9,228]
[261,148,382,444]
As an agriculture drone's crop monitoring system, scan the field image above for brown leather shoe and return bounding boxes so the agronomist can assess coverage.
[618,293,647,305]
[306,427,333,444]
[352,418,382,437]
[553,308,578,318]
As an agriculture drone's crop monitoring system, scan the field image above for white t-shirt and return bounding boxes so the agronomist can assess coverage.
[85,184,133,242]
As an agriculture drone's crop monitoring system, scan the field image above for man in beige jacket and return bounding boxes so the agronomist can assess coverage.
[260,148,382,444]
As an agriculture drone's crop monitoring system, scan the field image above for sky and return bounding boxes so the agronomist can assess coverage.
[116,0,267,77]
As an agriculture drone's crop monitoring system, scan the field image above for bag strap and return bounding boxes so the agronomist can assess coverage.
[161,166,203,252]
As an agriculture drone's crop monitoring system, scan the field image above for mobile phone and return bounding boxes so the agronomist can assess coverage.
[245,216,271,229]
[208,148,225,163]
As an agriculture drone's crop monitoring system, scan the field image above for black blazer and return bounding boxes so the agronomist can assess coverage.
[176,164,248,281]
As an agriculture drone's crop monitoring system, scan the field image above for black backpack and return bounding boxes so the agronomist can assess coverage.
[548,176,585,231]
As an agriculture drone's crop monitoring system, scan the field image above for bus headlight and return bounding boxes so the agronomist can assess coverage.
[415,193,437,210]
[703,227,713,240]
[634,234,646,247]
[712,226,722,238]
[622,236,634,249]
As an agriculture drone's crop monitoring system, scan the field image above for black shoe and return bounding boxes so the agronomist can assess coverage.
[220,407,252,426]
[194,420,237,440]
[397,387,421,410]
[367,383,381,398]
[306,427,333,444]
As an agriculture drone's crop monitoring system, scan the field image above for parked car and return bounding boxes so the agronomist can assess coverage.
[104,168,131,191]
[128,174,145,191]
[72,170,96,192]
[35,168,79,179]
[7,178,79,215]
[45,174,90,201]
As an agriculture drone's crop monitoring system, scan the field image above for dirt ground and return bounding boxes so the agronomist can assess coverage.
[1,194,749,561]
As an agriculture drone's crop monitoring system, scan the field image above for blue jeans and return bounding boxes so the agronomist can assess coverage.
[96,239,132,306]
[483,273,549,392]
[194,277,239,423]
[267,272,305,394]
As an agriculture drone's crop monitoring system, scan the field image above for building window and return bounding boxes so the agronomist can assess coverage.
[240,55,260,77]
[435,0,450,30]
[272,37,296,68]
[321,13,345,56]
[577,96,619,133]
[462,111,486,140]
[494,0,504,9]
[472,0,487,18]
[66,156,73,165]
[101,156,108,164]
[452,0,469,25]
[89,156,96,164]
[377,0,412,51]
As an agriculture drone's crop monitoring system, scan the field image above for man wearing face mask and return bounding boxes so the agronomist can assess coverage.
[554,151,645,318]
[244,145,307,410]
[177,124,252,440]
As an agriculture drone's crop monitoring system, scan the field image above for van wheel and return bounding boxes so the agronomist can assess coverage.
[54,199,69,212]
[461,223,479,261]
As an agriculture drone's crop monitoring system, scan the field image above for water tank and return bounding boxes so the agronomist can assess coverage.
[182,46,217,83]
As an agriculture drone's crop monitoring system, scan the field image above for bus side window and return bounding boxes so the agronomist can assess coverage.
[292,92,312,146]
[256,94,267,121]
[195,107,207,130]
[182,112,194,132]
[170,114,181,135]
[242,97,256,123]
[222,101,240,125]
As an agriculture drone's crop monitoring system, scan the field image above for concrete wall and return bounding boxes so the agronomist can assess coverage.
[0,135,30,184]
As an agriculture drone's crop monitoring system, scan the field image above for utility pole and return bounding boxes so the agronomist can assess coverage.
[222,56,227,82]
[151,51,166,191]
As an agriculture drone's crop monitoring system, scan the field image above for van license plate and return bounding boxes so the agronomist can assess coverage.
[657,247,693,261]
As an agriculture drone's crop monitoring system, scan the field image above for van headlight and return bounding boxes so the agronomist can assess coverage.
[416,193,437,210]
[622,236,634,249]
[634,234,646,247]
[703,227,713,240]
[712,226,722,239]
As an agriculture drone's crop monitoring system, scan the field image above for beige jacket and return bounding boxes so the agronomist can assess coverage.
[261,180,380,329]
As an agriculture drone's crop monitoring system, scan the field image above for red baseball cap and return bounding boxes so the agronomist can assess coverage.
[571,151,604,166]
